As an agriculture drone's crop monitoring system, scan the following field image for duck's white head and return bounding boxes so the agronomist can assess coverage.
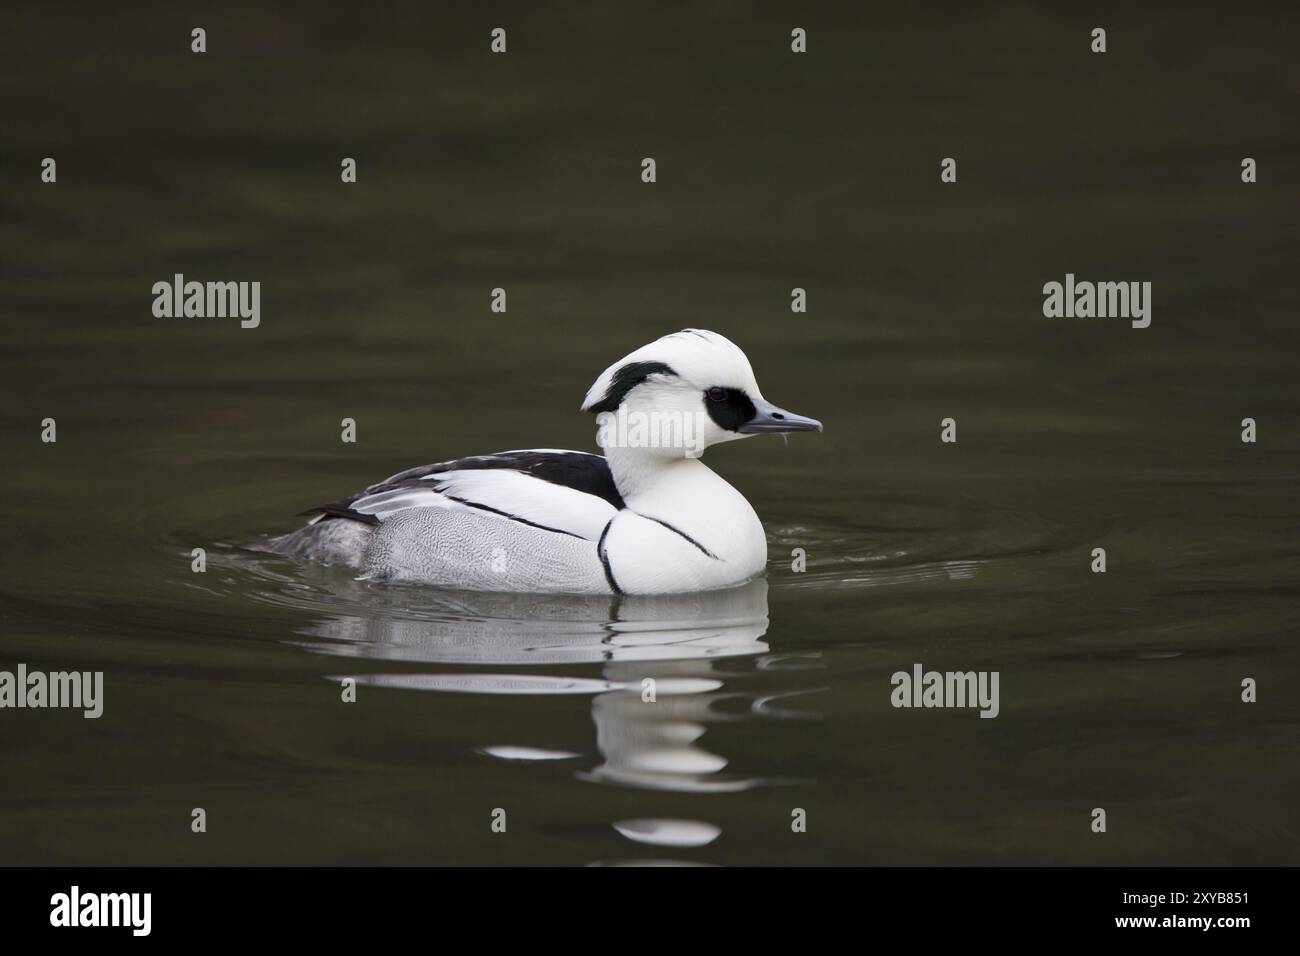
[581,329,822,458]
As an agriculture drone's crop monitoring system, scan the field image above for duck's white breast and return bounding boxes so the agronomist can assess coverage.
[604,465,768,594]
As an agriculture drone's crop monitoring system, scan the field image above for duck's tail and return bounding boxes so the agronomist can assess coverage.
[246,517,373,569]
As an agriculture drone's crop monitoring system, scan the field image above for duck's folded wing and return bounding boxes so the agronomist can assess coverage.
[308,449,622,543]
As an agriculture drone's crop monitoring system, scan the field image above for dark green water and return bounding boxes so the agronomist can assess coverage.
[2,3,1298,864]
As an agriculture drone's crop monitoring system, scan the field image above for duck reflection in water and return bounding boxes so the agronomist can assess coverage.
[281,575,819,795]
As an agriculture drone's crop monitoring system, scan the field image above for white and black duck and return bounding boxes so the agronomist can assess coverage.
[256,329,821,594]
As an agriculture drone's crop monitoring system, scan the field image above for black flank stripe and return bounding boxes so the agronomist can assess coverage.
[445,495,586,539]
[597,518,623,594]
[637,513,720,560]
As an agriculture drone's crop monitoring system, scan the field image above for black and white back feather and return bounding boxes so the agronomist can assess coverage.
[307,449,624,542]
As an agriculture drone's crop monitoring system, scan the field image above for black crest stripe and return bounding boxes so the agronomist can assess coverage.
[586,361,676,414]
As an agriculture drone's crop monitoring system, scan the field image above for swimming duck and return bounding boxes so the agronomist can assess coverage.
[257,329,821,594]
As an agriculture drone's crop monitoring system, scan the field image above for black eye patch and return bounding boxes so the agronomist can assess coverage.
[703,387,756,431]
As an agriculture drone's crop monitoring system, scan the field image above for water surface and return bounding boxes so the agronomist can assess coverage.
[2,3,1298,865]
